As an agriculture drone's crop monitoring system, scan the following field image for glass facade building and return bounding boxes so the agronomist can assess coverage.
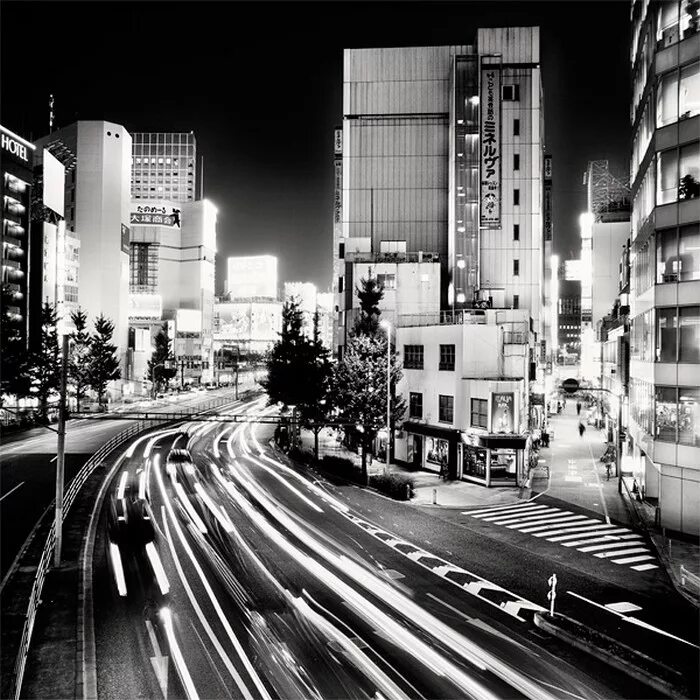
[628,0,700,535]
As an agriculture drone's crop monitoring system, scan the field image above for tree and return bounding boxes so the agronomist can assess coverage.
[0,283,30,403]
[334,332,405,482]
[68,308,91,412]
[678,174,700,201]
[147,325,176,397]
[88,314,121,409]
[352,275,384,336]
[26,302,61,422]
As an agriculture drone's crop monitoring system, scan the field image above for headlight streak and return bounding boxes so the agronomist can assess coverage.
[154,464,272,700]
[108,542,127,597]
[145,541,170,595]
[174,482,208,534]
[138,471,147,501]
[194,482,235,533]
[213,427,230,459]
[116,470,128,500]
[159,607,200,700]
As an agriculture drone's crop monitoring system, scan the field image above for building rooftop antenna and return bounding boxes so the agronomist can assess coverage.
[49,94,55,133]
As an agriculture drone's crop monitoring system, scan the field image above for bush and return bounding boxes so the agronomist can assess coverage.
[370,473,415,501]
[320,455,362,482]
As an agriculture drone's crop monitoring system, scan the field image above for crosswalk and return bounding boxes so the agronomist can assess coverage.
[464,501,658,572]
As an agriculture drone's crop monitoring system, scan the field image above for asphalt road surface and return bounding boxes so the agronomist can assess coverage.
[88,396,695,699]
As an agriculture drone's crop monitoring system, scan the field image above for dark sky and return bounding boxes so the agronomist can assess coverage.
[1,0,630,293]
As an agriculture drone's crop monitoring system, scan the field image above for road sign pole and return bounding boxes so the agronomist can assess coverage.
[54,334,69,568]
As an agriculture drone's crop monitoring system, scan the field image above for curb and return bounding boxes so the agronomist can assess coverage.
[533,612,687,699]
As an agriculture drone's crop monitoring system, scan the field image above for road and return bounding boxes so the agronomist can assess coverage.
[0,384,249,581]
[87,396,695,699]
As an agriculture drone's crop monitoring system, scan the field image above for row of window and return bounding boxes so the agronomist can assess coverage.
[630,305,700,363]
[133,157,194,166]
[403,344,455,371]
[409,392,454,423]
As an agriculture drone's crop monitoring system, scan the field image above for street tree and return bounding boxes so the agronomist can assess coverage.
[68,308,91,412]
[27,302,61,422]
[0,283,30,402]
[334,332,405,481]
[88,314,121,409]
[352,275,384,336]
[147,325,177,397]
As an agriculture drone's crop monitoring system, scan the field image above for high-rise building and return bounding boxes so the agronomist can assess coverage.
[1,124,34,347]
[336,28,548,362]
[34,121,131,372]
[131,132,197,202]
[628,0,699,535]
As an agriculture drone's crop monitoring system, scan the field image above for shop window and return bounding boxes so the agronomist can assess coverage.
[438,395,454,423]
[656,307,678,362]
[426,437,448,469]
[471,398,488,428]
[655,386,678,442]
[679,387,700,445]
[463,445,487,479]
[679,224,700,280]
[439,344,455,371]
[679,305,700,362]
[409,392,423,419]
[403,344,424,369]
[679,61,700,120]
[490,449,517,481]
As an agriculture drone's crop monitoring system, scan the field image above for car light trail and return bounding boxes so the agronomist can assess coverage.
[194,482,235,533]
[138,471,147,501]
[145,542,170,595]
[116,470,128,500]
[173,482,208,534]
[108,542,127,597]
[213,427,230,459]
[159,607,199,700]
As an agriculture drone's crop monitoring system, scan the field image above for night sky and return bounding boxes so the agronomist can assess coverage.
[1,0,630,294]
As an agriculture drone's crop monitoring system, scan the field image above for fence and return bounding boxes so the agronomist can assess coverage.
[11,393,240,699]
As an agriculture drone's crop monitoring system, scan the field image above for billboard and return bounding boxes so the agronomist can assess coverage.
[131,204,181,227]
[176,309,202,333]
[128,293,162,319]
[491,392,514,434]
[227,255,278,299]
[480,65,501,229]
[43,149,65,216]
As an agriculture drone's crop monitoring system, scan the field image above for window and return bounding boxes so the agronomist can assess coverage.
[403,345,424,369]
[409,392,423,419]
[471,398,488,428]
[656,307,677,362]
[513,119,520,136]
[679,387,700,445]
[679,224,700,281]
[339,242,345,258]
[438,395,454,423]
[513,154,520,171]
[679,306,700,362]
[338,276,344,293]
[679,142,700,200]
[657,70,679,127]
[513,224,520,241]
[502,84,520,101]
[439,344,455,371]
[513,189,520,206]
[679,61,700,120]
[657,149,679,204]
[513,294,519,309]
[656,386,678,442]
[513,259,520,276]
[377,273,396,290]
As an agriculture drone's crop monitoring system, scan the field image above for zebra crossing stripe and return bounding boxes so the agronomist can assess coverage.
[595,547,650,559]
[578,541,645,553]
[519,515,592,533]
[562,534,642,548]
[547,525,624,541]
[493,510,568,526]
[480,505,550,521]
[500,511,579,527]
[612,553,656,565]
[631,563,658,571]
[536,523,629,538]
[465,502,530,517]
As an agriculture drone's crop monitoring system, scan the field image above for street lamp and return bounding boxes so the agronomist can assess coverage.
[379,319,391,475]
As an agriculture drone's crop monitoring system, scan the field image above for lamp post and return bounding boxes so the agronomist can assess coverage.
[379,319,391,475]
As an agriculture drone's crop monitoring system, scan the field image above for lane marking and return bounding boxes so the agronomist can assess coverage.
[606,602,642,614]
[585,435,610,524]
[0,480,25,501]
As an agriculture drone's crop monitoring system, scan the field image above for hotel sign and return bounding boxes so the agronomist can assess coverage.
[480,67,501,229]
[130,205,181,227]
[1,131,30,164]
[491,392,514,434]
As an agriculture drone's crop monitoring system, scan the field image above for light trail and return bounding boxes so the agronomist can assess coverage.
[116,471,128,500]
[159,607,199,700]
[145,542,170,595]
[108,543,127,597]
[173,482,208,534]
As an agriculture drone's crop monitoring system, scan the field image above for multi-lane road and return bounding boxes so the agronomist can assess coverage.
[87,395,698,699]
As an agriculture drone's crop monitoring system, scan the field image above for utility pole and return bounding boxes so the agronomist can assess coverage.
[54,334,69,568]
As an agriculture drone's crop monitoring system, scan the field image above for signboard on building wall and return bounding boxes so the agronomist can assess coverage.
[128,293,162,319]
[480,66,501,229]
[43,149,65,216]
[130,205,182,228]
[334,160,343,226]
[121,224,130,254]
[544,154,553,242]
[334,127,343,156]
[491,392,514,434]
[1,126,32,164]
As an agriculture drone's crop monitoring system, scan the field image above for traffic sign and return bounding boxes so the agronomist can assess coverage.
[561,378,580,394]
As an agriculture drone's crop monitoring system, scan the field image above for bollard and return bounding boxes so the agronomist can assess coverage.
[432,488,437,505]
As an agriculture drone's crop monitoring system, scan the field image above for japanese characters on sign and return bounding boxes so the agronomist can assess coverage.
[544,154,553,241]
[130,205,182,228]
[334,127,343,156]
[334,160,342,226]
[480,67,501,229]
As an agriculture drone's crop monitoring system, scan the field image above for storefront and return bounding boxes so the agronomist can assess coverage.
[403,422,461,478]
[461,433,528,487]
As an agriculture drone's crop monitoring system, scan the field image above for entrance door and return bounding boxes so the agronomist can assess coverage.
[412,435,422,467]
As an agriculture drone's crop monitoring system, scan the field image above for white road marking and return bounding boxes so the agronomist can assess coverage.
[594,547,650,559]
[611,553,656,564]
[606,602,642,613]
[0,481,25,501]
[562,535,641,548]
[631,563,659,571]
[479,505,549,521]
[519,516,592,533]
[546,525,624,541]
[535,523,627,538]
[578,541,646,553]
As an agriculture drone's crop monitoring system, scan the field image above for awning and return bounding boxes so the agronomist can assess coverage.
[403,421,462,442]
[481,434,529,449]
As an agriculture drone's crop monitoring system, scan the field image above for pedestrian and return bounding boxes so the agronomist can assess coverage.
[578,421,586,438]
[576,400,582,416]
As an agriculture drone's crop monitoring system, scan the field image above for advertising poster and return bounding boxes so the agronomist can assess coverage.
[480,66,501,228]
[130,205,182,228]
[491,392,514,434]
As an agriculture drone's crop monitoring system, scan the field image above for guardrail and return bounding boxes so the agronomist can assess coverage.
[680,565,700,597]
[11,392,240,699]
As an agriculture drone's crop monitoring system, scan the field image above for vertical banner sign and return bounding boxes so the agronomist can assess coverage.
[334,161,343,227]
[334,127,343,156]
[544,154,553,242]
[491,392,514,433]
[121,224,130,254]
[480,66,501,228]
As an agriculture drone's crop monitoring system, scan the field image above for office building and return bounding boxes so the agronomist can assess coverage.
[628,0,699,535]
[131,132,197,202]
[336,28,548,362]
[128,198,217,387]
[34,122,132,378]
[227,255,278,299]
[1,124,34,348]
[557,282,582,364]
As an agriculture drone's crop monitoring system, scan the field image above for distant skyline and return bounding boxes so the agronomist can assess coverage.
[1,1,630,293]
